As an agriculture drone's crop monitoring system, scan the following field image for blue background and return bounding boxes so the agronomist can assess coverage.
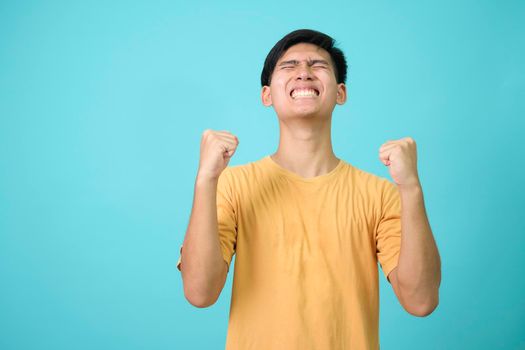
[1,1,524,349]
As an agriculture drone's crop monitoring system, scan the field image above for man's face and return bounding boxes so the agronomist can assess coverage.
[261,43,346,120]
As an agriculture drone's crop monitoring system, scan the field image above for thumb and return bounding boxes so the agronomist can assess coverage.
[224,149,235,158]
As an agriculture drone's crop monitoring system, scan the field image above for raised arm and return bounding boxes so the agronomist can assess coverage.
[379,137,441,316]
[180,129,239,308]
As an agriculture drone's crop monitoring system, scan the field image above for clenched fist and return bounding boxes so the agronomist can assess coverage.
[378,137,420,188]
[197,129,239,181]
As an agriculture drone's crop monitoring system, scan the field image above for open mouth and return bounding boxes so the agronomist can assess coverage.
[290,88,320,99]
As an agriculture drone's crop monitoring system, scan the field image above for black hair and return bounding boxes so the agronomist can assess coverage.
[260,29,347,87]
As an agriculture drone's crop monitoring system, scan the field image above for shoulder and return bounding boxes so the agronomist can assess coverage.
[217,157,266,193]
[340,160,395,192]
[348,163,400,206]
[340,162,400,222]
[221,156,268,182]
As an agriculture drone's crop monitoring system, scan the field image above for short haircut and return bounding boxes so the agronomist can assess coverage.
[260,29,348,87]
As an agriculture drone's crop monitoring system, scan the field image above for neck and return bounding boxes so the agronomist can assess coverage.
[271,116,339,178]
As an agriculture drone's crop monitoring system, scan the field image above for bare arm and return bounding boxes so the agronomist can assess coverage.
[379,137,441,317]
[180,175,228,308]
[179,129,239,308]
[388,184,441,317]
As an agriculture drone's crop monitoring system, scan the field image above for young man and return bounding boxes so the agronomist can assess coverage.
[177,29,441,349]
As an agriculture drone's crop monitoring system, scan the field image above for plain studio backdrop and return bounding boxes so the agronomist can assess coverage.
[1,1,523,349]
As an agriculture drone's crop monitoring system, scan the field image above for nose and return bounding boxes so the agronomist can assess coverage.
[296,64,314,80]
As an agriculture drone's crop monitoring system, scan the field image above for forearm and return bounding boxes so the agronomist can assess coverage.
[396,183,441,311]
[181,175,227,307]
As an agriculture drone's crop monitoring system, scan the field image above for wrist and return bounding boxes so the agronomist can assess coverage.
[196,172,219,186]
[398,181,422,194]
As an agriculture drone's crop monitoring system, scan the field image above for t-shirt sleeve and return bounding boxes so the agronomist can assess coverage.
[176,167,238,273]
[375,179,402,281]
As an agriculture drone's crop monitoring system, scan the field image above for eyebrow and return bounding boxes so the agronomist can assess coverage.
[277,59,330,66]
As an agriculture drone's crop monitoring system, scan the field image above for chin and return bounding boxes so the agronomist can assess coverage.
[279,110,326,120]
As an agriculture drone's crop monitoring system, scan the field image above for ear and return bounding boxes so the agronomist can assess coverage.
[261,85,272,106]
[336,83,347,105]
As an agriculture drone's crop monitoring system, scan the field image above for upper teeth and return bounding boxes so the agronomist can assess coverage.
[292,88,318,98]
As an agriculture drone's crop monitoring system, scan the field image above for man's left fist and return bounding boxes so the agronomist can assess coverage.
[379,137,420,188]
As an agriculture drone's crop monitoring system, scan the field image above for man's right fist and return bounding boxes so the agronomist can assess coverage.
[197,129,239,180]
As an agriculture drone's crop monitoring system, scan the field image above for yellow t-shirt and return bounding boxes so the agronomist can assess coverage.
[177,155,401,350]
